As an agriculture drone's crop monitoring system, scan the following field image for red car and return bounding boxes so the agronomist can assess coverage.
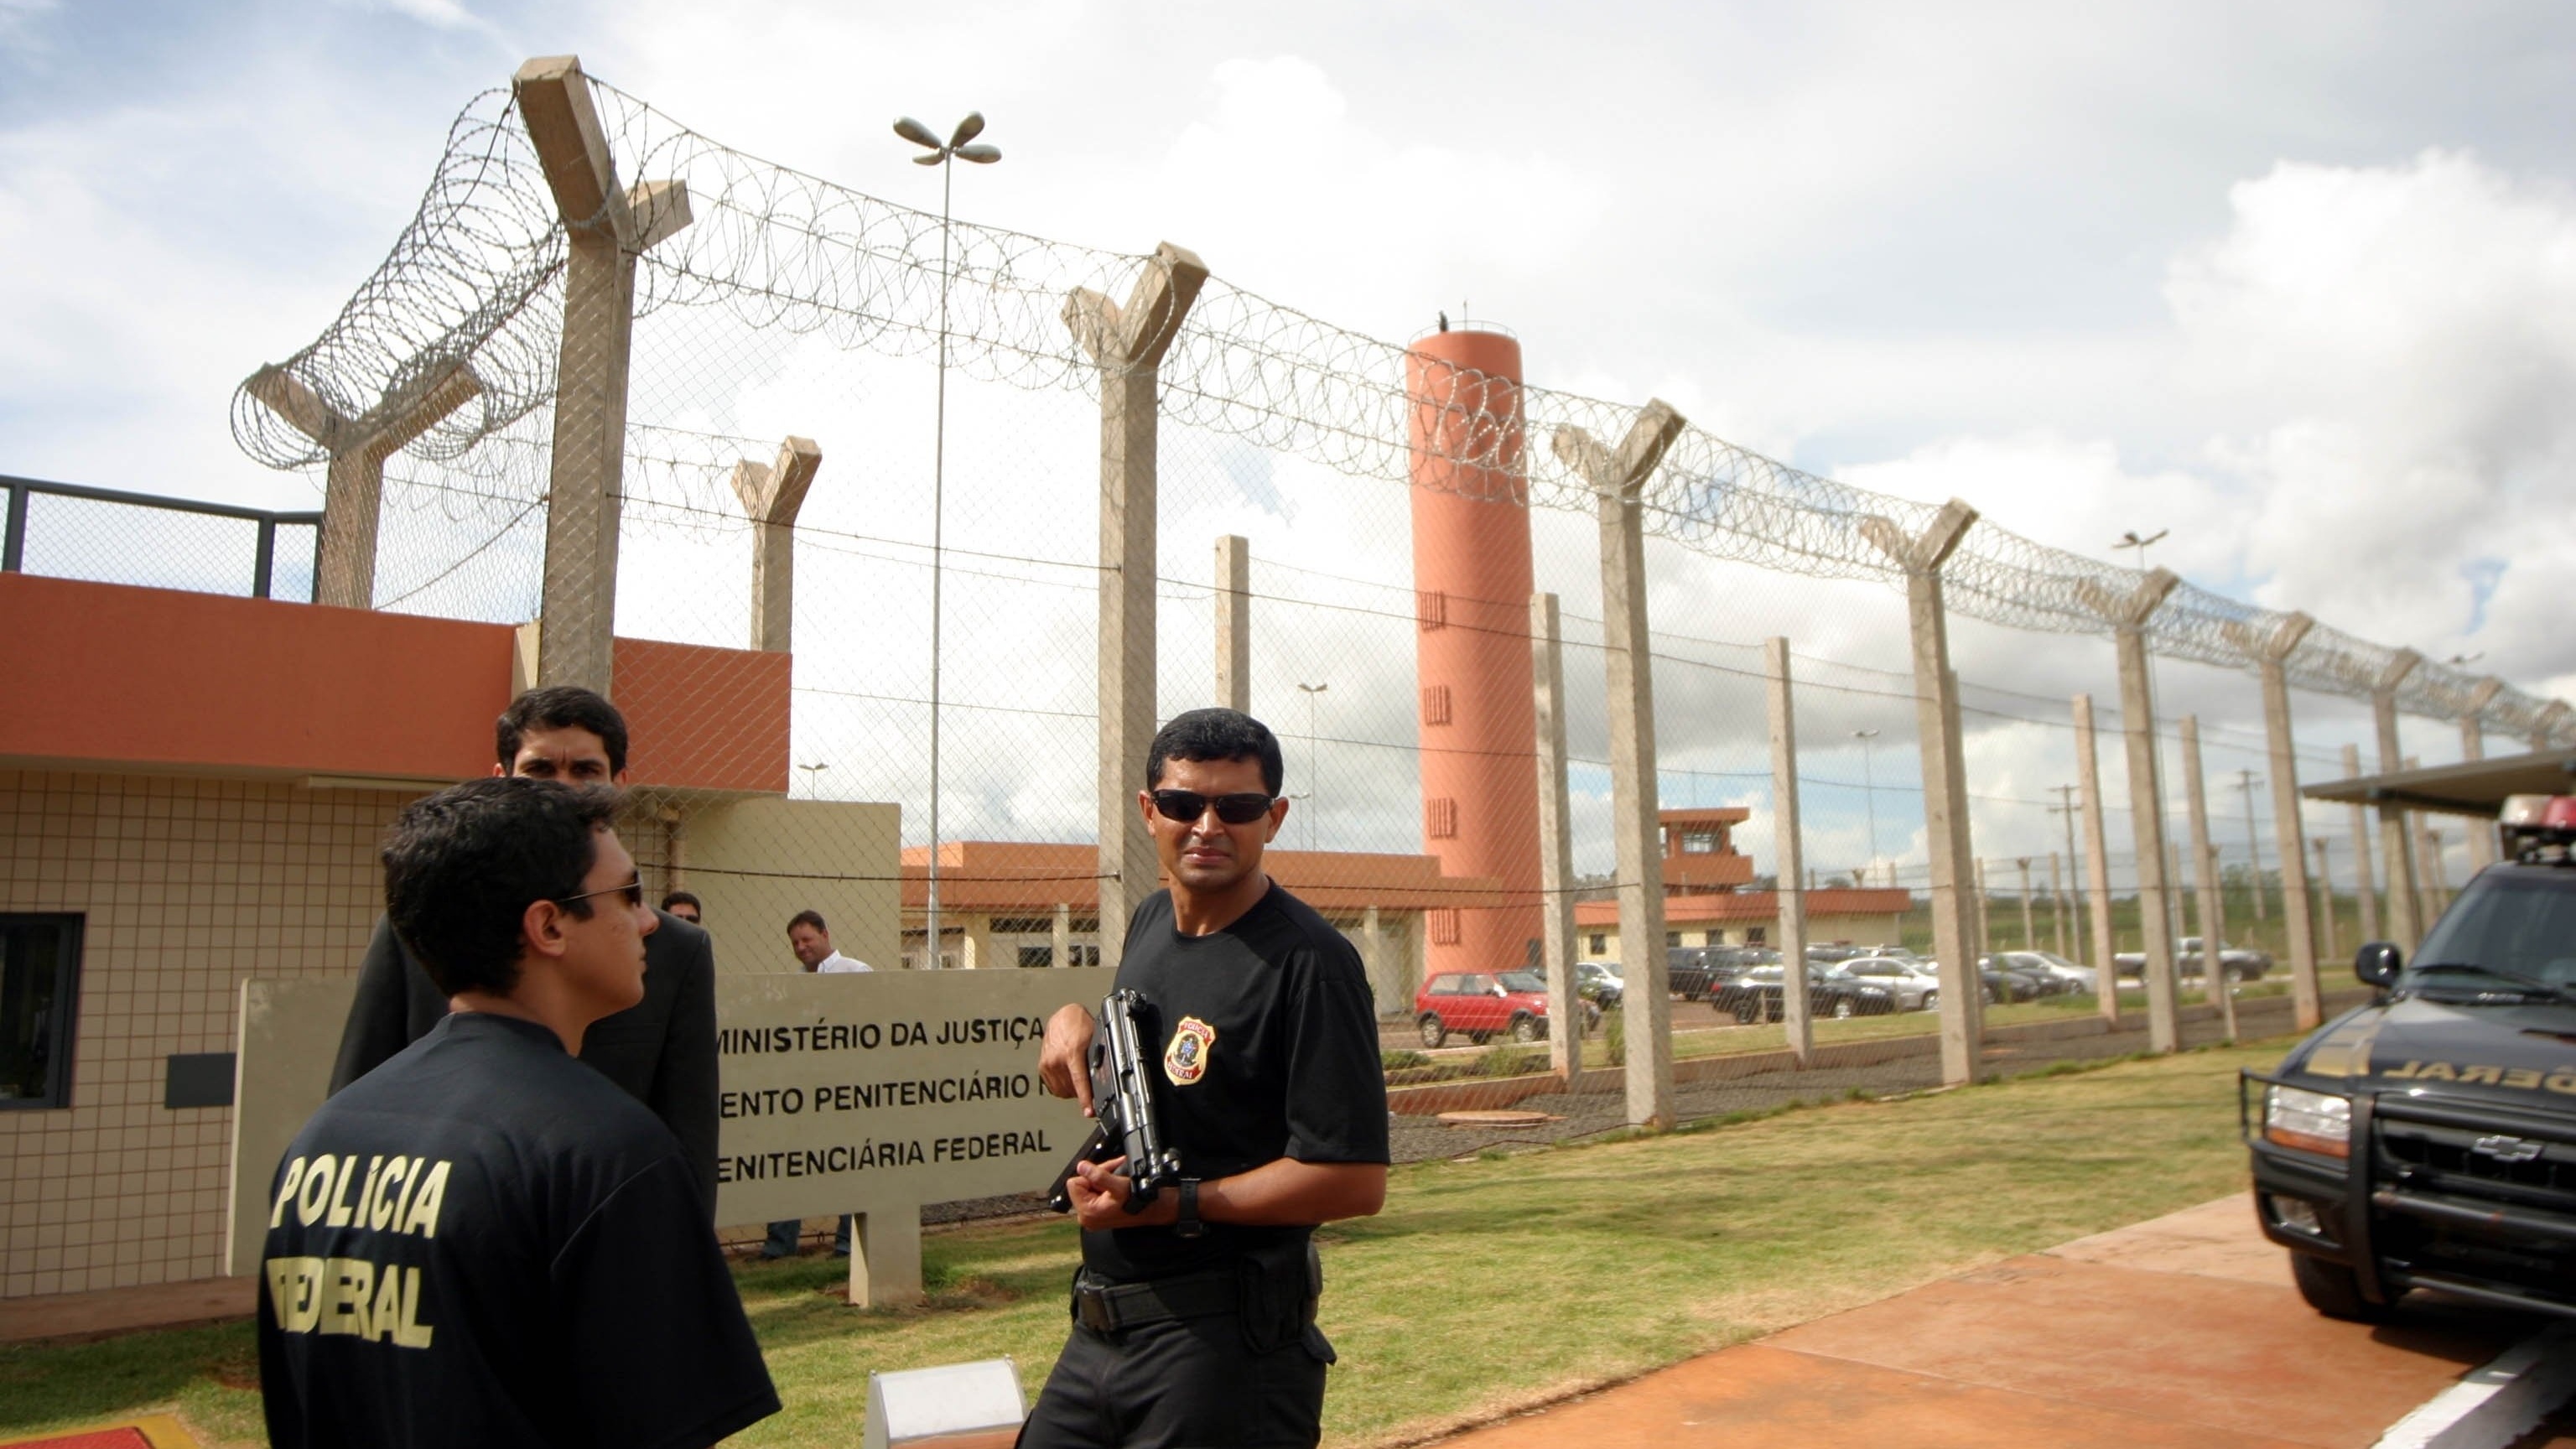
[1415,969,1570,1047]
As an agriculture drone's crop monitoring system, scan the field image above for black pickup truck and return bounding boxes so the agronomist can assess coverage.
[2245,795,2576,1322]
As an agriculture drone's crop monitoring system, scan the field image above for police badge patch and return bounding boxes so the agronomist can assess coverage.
[1164,1016,1218,1085]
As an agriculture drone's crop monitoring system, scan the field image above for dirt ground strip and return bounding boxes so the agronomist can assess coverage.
[1429,1194,2553,1449]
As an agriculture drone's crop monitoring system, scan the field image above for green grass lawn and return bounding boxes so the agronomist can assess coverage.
[0,1035,2298,1448]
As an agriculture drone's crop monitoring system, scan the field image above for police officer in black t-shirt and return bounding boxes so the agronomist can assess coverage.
[1026,708,1389,1449]
[258,778,777,1449]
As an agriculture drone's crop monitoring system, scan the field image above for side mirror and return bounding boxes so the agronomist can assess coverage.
[2355,943,2402,989]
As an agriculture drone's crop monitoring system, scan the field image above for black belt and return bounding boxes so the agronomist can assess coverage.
[1070,1269,1241,1333]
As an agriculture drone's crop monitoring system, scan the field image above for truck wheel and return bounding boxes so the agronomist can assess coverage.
[1467,1031,1492,1046]
[1732,1000,1759,1024]
[1922,990,1939,1012]
[2289,1253,2392,1323]
[1416,1015,1446,1049]
[1509,1013,1542,1044]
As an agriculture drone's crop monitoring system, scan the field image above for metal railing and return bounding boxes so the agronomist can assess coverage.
[1,475,325,602]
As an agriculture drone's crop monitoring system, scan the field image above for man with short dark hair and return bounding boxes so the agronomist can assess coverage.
[661,891,703,924]
[1024,707,1388,1449]
[330,687,720,1208]
[787,908,869,972]
[259,778,777,1449]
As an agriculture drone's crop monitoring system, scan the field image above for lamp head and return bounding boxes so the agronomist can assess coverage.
[894,116,943,150]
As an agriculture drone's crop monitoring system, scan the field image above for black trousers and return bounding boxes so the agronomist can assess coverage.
[1018,1313,1330,1449]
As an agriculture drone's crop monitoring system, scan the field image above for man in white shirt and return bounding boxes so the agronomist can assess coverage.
[761,909,869,1258]
[787,910,870,973]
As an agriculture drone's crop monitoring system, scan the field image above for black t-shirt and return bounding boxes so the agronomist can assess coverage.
[1081,882,1389,1282]
[257,1013,778,1449]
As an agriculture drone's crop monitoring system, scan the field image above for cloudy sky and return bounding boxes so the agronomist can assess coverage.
[7,0,2574,890]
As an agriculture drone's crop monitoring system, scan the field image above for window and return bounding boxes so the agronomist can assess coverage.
[1018,946,1055,969]
[1425,797,1458,839]
[1747,927,1768,945]
[1587,934,1607,956]
[1681,830,1721,854]
[1,915,83,1109]
[1420,684,1452,726]
[1428,908,1461,945]
[1665,931,1680,948]
[1416,590,1447,631]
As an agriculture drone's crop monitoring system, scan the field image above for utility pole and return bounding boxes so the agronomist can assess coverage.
[2311,837,2339,963]
[2234,768,2267,923]
[2050,783,2082,962]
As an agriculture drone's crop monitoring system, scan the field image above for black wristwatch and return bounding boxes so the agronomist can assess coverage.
[1174,1177,1205,1238]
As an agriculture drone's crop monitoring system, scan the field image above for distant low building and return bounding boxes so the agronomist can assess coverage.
[1572,807,1909,959]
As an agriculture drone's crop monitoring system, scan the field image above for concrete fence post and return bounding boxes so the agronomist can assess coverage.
[1973,858,1993,969]
[516,55,694,694]
[2224,612,2322,1030]
[1215,534,1250,713]
[2371,650,2425,953]
[2460,678,2504,871]
[2311,839,2339,964]
[2533,701,2572,751]
[2180,715,2236,1041]
[1552,399,1687,1130]
[727,437,823,653]
[1065,242,1209,969]
[1859,500,1983,1085]
[2049,852,2070,958]
[2073,693,2121,1024]
[245,362,484,610]
[2343,744,2382,944]
[2016,858,2034,953]
[1765,636,1812,1067]
[1052,903,1072,968]
[1531,592,1581,1085]
[2078,569,2183,1052]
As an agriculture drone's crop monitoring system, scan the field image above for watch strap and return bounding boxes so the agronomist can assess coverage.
[1175,1177,1205,1237]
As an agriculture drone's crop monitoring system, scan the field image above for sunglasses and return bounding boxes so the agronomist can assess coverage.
[1150,790,1279,826]
[555,876,645,910]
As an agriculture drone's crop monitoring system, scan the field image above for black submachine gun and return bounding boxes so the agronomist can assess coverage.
[1046,989,1183,1214]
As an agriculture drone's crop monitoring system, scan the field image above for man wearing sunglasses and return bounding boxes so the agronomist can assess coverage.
[1024,708,1389,1449]
[259,777,777,1449]
[328,686,721,1211]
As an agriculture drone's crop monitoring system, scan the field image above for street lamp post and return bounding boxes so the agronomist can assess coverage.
[797,761,828,798]
[894,112,1001,972]
[1296,682,1327,850]
[2233,768,2267,924]
[1852,728,1882,885]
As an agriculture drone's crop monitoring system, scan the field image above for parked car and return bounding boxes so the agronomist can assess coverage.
[1975,955,2049,1003]
[2112,937,2274,981]
[1667,946,1765,1002]
[1805,943,1865,965]
[1415,969,1581,1047]
[1992,949,2094,995]
[1821,957,1940,1011]
[1713,963,1898,1023]
[1573,959,1624,1010]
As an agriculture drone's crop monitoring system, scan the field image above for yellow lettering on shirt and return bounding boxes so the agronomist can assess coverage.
[270,1158,307,1228]
[369,1158,408,1232]
[354,1156,386,1228]
[266,1256,432,1349]
[294,1156,338,1227]
[391,1156,427,1233]
[326,1152,365,1228]
[400,1161,450,1239]
[324,1258,375,1338]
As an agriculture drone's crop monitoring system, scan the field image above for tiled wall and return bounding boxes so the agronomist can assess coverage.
[0,770,414,1299]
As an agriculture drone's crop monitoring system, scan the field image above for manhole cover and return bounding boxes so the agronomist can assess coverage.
[1436,1109,1551,1128]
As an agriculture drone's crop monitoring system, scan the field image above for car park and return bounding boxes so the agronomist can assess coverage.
[1667,946,1767,1002]
[2246,792,2576,1322]
[1714,963,1898,1023]
[2005,949,2098,994]
[1415,969,1578,1047]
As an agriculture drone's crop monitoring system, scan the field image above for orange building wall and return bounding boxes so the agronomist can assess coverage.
[0,573,513,782]
[612,636,792,795]
[1406,330,1541,975]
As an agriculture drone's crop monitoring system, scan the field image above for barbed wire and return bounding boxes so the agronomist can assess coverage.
[231,66,2564,737]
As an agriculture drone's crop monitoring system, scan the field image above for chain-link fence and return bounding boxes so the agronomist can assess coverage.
[36,59,2521,1119]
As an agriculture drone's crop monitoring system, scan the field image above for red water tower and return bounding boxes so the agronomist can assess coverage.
[1406,328,1541,978]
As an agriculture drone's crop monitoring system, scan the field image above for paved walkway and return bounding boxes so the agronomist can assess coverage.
[1431,1194,2547,1448]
